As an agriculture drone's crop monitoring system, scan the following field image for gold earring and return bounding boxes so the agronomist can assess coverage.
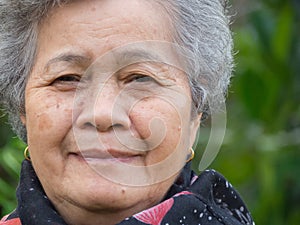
[24,147,31,161]
[186,148,194,163]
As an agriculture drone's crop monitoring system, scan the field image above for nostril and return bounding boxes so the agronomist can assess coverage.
[77,121,98,130]
[95,122,125,132]
[111,123,124,129]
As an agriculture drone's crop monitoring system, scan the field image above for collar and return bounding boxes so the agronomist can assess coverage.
[14,160,254,225]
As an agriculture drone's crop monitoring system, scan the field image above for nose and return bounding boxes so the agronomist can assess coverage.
[74,82,130,132]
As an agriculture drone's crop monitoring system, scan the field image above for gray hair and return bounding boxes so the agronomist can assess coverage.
[0,0,233,142]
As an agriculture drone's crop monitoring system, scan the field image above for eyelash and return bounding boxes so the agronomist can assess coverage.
[51,73,157,89]
[50,74,82,91]
[55,74,81,82]
[126,74,156,83]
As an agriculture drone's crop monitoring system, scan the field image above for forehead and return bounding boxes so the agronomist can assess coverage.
[33,0,176,78]
[32,0,180,79]
[37,0,173,55]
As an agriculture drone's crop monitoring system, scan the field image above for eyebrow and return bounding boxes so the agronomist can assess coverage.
[120,49,163,64]
[44,53,92,73]
[43,49,165,74]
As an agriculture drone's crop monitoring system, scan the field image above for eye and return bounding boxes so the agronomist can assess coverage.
[127,74,156,83]
[51,74,81,91]
[54,74,81,83]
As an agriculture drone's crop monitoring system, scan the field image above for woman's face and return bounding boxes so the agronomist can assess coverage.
[22,0,200,223]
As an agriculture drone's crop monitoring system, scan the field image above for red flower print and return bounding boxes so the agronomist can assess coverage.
[133,198,174,225]
[191,175,198,185]
[174,191,193,197]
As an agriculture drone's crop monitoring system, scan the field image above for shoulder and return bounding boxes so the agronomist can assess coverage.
[189,169,255,225]
[1,214,21,225]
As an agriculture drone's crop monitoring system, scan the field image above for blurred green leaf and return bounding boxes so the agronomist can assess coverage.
[272,3,293,62]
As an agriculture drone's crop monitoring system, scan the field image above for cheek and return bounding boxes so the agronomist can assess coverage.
[37,113,54,131]
[130,100,181,140]
[130,98,190,163]
[26,93,73,150]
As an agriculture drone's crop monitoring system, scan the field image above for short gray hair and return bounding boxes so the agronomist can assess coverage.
[0,0,233,142]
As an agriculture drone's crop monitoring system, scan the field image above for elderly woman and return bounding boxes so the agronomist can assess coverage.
[0,0,254,225]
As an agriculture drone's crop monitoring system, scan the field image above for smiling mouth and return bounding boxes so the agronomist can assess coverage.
[71,149,144,164]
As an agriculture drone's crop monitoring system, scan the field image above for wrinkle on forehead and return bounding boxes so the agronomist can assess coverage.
[35,0,175,79]
[40,0,173,41]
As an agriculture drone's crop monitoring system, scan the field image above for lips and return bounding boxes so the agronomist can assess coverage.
[72,148,143,163]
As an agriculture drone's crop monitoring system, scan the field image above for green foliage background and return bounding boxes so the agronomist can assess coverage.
[0,0,299,224]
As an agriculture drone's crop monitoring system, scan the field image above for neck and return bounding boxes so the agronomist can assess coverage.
[61,209,127,225]
[52,196,158,225]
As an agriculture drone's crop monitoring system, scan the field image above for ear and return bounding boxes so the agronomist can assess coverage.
[189,113,202,148]
[20,114,26,126]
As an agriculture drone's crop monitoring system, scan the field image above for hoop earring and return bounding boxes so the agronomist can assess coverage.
[24,147,31,161]
[186,148,194,163]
